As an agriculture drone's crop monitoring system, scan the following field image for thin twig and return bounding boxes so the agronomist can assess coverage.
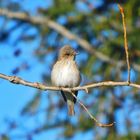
[118,4,130,82]
[71,92,115,127]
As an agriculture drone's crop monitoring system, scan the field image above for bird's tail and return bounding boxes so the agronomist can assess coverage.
[61,91,77,116]
[67,99,75,116]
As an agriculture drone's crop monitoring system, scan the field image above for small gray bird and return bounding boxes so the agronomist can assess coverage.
[51,45,81,116]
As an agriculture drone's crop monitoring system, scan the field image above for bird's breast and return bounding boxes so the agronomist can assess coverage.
[51,60,80,87]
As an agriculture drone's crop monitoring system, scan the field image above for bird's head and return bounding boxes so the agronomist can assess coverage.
[59,45,77,60]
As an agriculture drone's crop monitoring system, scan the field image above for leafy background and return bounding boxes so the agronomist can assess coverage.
[0,0,140,140]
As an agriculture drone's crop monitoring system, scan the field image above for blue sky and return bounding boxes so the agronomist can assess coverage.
[1,0,140,139]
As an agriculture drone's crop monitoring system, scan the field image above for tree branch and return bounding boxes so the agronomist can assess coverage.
[0,8,139,72]
[1,73,140,92]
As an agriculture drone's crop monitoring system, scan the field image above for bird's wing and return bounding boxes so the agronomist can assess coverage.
[61,90,78,103]
[73,91,78,103]
[61,90,67,102]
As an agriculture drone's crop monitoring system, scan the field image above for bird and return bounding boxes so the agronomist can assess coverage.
[51,45,81,116]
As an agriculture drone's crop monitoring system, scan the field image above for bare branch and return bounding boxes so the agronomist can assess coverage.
[1,73,140,92]
[118,4,130,82]
[0,8,139,72]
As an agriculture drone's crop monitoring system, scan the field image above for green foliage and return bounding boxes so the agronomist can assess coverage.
[47,0,75,18]
[78,115,93,131]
